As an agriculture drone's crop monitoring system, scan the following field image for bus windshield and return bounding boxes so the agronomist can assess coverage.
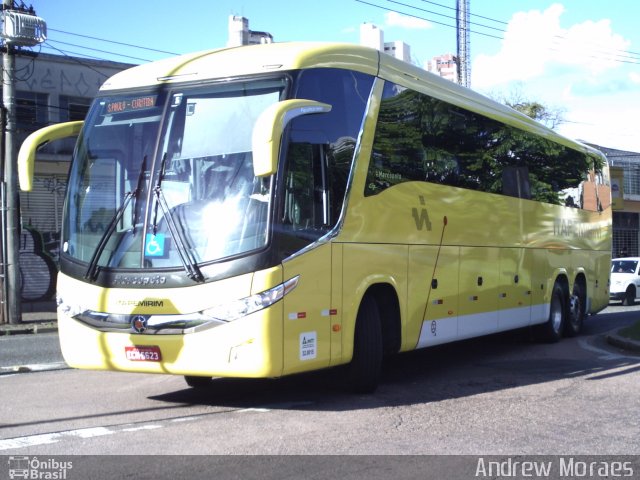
[63,78,286,273]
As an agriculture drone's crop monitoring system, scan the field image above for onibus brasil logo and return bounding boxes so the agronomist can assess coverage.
[7,456,73,479]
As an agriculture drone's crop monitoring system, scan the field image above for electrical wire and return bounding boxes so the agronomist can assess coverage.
[48,28,180,57]
[42,43,111,79]
[357,0,640,65]
[46,39,153,63]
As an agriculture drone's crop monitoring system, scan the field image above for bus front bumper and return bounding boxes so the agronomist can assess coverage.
[57,305,284,379]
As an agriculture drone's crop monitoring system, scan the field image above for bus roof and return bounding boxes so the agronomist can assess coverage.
[100,41,603,159]
[100,42,380,90]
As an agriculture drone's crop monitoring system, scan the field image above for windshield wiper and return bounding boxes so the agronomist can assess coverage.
[151,152,205,283]
[84,157,148,281]
[131,156,147,235]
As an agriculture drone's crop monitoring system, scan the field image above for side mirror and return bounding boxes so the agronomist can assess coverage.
[251,99,331,177]
[18,121,84,191]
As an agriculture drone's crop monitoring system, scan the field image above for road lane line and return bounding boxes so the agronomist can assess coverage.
[0,426,113,451]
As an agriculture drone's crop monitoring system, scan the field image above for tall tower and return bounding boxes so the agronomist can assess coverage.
[456,0,470,88]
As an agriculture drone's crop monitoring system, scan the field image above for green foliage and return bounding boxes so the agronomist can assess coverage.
[619,320,640,341]
[367,86,594,206]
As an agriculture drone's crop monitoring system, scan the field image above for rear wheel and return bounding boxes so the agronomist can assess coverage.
[564,282,585,337]
[622,286,636,306]
[537,282,565,343]
[345,294,383,394]
[184,375,213,388]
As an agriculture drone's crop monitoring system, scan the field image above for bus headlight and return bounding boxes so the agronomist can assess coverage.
[201,275,299,322]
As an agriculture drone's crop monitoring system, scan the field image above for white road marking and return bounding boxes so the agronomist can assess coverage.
[0,426,113,451]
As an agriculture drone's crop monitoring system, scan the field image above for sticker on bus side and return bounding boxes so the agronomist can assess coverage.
[125,345,162,362]
[300,332,317,360]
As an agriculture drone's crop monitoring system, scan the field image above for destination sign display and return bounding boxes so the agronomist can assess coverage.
[105,95,158,114]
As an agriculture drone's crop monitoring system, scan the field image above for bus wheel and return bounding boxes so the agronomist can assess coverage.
[622,286,636,306]
[564,282,585,337]
[184,375,213,388]
[345,294,383,394]
[537,282,565,343]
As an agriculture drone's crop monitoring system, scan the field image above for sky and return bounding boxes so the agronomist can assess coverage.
[32,0,640,152]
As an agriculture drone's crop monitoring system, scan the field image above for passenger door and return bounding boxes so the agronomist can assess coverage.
[282,243,333,375]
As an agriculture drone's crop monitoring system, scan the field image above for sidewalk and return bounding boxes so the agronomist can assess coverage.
[0,300,57,335]
[606,328,640,354]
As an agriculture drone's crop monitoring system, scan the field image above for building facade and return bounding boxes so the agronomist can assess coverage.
[359,23,411,62]
[7,52,131,301]
[227,15,273,47]
[426,53,459,82]
[595,145,640,258]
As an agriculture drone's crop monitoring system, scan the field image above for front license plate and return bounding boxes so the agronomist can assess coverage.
[125,345,162,362]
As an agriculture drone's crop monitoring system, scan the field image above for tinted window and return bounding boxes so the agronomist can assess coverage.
[366,81,602,211]
[280,69,374,239]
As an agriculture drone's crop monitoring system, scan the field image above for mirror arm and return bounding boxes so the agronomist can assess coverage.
[18,121,84,191]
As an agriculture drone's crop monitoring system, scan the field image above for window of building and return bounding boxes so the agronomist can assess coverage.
[16,91,48,131]
[59,95,91,122]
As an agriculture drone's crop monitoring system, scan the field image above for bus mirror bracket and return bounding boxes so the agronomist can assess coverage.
[18,120,84,191]
[251,99,331,177]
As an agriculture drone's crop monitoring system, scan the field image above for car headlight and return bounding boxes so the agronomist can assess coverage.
[201,275,299,322]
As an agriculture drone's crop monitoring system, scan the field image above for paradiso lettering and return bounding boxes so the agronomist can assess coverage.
[113,274,167,286]
[554,219,605,239]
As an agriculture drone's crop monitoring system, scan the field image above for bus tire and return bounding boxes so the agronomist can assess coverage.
[184,375,213,388]
[622,286,636,306]
[345,294,383,394]
[564,282,585,337]
[537,282,565,343]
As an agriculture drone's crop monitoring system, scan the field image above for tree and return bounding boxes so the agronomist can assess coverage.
[489,84,566,130]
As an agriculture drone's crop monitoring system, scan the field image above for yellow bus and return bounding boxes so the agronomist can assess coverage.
[19,43,611,393]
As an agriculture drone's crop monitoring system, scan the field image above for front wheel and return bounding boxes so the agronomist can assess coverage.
[344,294,383,394]
[537,282,566,343]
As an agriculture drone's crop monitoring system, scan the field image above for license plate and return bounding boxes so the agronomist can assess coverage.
[125,345,162,362]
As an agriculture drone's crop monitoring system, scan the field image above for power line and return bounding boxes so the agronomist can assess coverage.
[46,39,153,63]
[385,0,505,34]
[355,0,503,40]
[42,43,111,78]
[48,27,180,56]
[356,0,640,65]
[414,0,508,25]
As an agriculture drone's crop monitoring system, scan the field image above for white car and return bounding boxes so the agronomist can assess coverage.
[610,257,640,305]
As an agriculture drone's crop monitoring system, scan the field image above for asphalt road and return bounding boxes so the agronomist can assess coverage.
[0,332,63,370]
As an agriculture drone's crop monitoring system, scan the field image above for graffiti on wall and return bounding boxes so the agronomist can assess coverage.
[19,227,57,301]
[18,62,110,97]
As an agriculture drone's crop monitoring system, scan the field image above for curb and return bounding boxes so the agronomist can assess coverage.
[0,322,58,336]
[606,329,640,354]
[0,362,68,375]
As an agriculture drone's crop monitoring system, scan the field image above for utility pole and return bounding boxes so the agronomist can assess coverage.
[1,1,46,323]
